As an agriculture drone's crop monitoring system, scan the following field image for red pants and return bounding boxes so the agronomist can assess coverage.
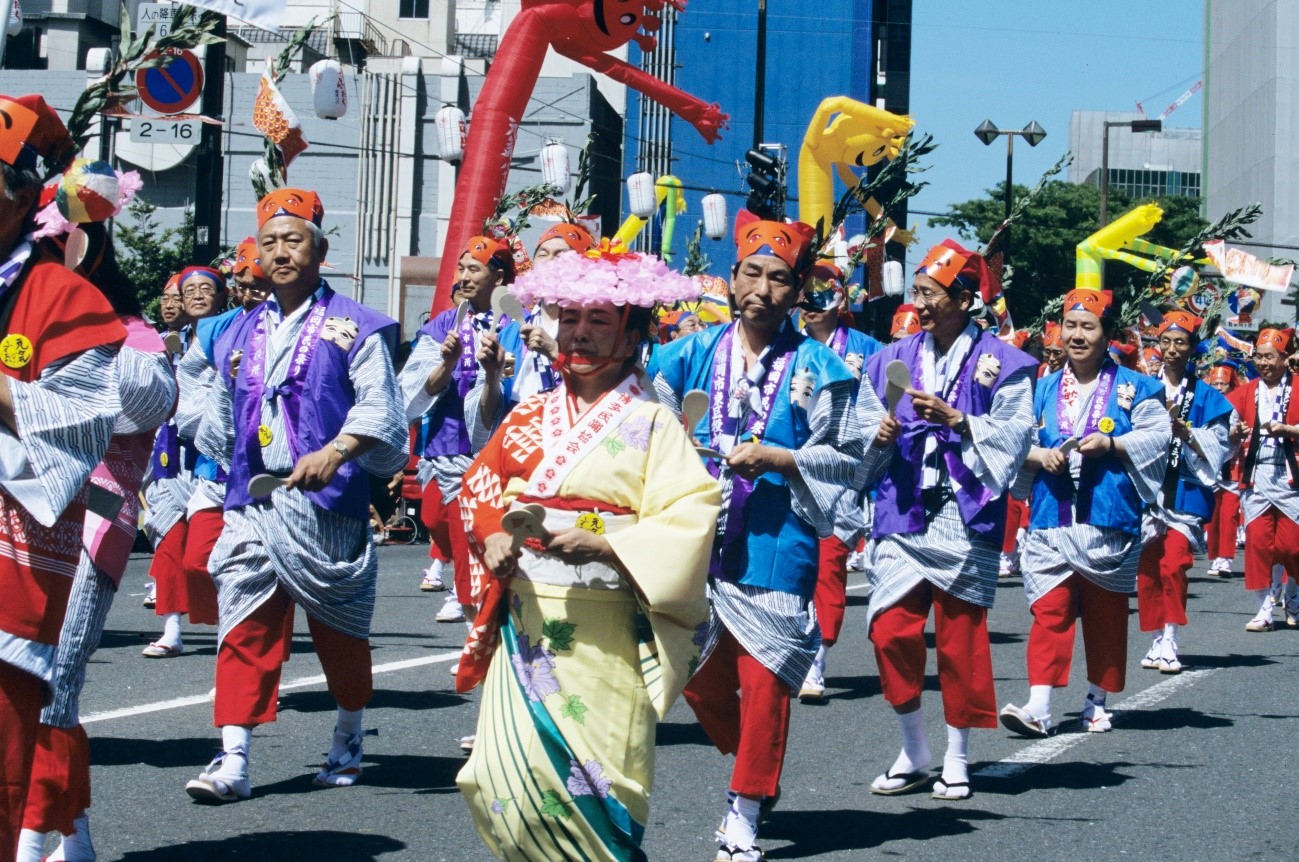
[1136,530,1192,630]
[1028,574,1129,692]
[149,520,188,616]
[421,484,471,602]
[183,508,223,626]
[1243,506,1299,591]
[869,582,997,728]
[814,536,850,647]
[420,482,452,564]
[0,662,43,861]
[214,586,373,727]
[1003,497,1028,554]
[683,629,789,798]
[1206,490,1241,561]
[22,724,89,835]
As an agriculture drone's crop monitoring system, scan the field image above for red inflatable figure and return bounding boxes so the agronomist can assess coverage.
[432,0,728,312]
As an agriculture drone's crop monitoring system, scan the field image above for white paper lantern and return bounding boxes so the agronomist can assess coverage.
[435,105,467,163]
[309,59,347,120]
[883,260,905,297]
[7,1,22,38]
[627,172,656,219]
[701,193,727,240]
[540,140,571,196]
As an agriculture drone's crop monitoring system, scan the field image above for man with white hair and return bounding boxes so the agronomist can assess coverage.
[184,189,408,803]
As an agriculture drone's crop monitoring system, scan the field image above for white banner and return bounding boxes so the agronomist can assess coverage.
[1203,239,1296,292]
[186,1,287,33]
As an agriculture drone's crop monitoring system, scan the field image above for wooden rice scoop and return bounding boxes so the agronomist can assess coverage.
[501,503,549,552]
[885,360,910,416]
[681,389,721,458]
[247,473,287,498]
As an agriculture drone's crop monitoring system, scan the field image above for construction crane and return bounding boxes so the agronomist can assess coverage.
[1136,80,1203,121]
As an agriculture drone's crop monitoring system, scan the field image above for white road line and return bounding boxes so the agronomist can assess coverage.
[976,668,1217,778]
[80,650,461,725]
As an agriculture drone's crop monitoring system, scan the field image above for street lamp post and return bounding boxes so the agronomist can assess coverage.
[974,120,1047,279]
[1100,118,1163,226]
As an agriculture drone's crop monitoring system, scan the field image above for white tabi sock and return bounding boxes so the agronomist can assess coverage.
[16,828,45,862]
[1163,623,1179,644]
[50,813,94,862]
[1257,589,1275,620]
[158,612,183,649]
[942,724,970,785]
[1086,683,1108,705]
[336,706,364,736]
[1025,684,1053,721]
[888,707,931,775]
[723,794,761,849]
[217,725,252,778]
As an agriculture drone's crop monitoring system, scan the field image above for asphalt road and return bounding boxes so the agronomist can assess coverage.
[58,543,1295,861]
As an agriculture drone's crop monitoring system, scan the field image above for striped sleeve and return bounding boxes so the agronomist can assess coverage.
[341,332,411,477]
[1,346,121,527]
[112,346,177,437]
[173,340,218,440]
[962,369,1035,495]
[397,334,445,422]
[1121,395,1175,505]
[789,378,864,537]
[194,365,235,471]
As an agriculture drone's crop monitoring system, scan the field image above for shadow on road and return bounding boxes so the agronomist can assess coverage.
[253,752,465,797]
[760,805,1006,857]
[1180,651,1277,670]
[117,830,404,861]
[278,688,470,714]
[976,759,1136,795]
[1116,706,1233,731]
[91,736,217,768]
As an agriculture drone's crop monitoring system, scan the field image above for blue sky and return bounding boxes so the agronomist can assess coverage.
[907,0,1204,251]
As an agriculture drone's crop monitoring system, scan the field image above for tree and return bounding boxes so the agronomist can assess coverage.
[929,181,1208,327]
[115,197,195,320]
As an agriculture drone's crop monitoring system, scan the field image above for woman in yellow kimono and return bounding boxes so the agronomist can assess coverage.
[455,244,721,862]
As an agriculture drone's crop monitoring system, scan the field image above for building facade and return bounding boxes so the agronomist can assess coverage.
[1068,110,1202,200]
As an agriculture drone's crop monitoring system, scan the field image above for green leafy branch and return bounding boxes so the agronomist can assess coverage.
[984,152,1072,259]
[681,223,712,277]
[64,4,225,157]
[819,131,937,248]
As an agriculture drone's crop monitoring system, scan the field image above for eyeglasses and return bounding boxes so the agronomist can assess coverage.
[182,285,220,297]
[912,286,949,304]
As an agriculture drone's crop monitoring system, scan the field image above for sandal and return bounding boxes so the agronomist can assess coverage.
[999,703,1050,738]
[931,778,973,800]
[870,768,931,796]
[141,642,183,658]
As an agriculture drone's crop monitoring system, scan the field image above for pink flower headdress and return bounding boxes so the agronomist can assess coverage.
[511,238,700,309]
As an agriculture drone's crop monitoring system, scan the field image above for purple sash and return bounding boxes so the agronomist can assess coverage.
[239,295,332,483]
[707,323,799,579]
[828,324,849,359]
[1054,363,1117,525]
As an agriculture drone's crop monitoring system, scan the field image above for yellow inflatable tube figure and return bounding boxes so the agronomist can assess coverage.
[1075,203,1199,289]
[613,175,686,259]
[797,96,915,237]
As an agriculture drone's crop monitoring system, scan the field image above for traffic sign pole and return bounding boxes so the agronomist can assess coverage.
[193,12,226,265]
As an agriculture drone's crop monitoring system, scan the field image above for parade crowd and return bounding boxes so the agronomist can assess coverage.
[1,92,1293,862]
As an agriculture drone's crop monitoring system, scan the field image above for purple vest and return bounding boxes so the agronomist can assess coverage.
[224,284,399,520]
[415,307,511,459]
[867,329,1038,541]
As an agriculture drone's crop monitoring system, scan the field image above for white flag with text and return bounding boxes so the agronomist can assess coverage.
[186,1,287,33]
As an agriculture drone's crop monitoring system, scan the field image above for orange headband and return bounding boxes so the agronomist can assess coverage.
[162,272,182,295]
[257,188,324,229]
[733,210,814,273]
[891,304,920,338]
[1257,328,1295,355]
[234,236,264,278]
[1042,321,1063,349]
[1063,289,1113,318]
[0,93,75,173]
[1158,310,1203,339]
[536,223,595,255]
[1207,366,1237,387]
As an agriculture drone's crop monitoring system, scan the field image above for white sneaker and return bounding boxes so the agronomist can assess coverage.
[1081,696,1113,732]
[435,593,465,622]
[1140,636,1162,670]
[420,561,447,593]
[1156,637,1182,674]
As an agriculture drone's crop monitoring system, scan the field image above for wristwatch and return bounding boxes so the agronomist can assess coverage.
[331,438,352,461]
[952,413,970,436]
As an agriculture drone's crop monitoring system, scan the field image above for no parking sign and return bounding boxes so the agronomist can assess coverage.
[135,49,204,115]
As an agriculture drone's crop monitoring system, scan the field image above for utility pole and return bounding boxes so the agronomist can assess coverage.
[192,12,226,265]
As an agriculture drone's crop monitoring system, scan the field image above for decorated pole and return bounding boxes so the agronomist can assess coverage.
[193,11,226,264]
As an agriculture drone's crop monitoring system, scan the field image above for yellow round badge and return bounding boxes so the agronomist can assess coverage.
[159,453,169,468]
[1098,417,1116,434]
[258,424,274,447]
[575,512,606,535]
[0,334,34,369]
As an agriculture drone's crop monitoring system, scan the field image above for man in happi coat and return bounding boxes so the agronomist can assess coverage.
[795,262,882,703]
[454,244,719,862]
[143,264,237,658]
[1135,310,1233,673]
[183,189,408,802]
[399,235,517,614]
[1226,327,1299,631]
[1000,288,1169,738]
[655,213,862,862]
[17,218,176,862]
[0,93,128,860]
[854,240,1036,800]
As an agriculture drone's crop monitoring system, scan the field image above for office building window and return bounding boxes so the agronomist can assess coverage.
[400,0,431,18]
